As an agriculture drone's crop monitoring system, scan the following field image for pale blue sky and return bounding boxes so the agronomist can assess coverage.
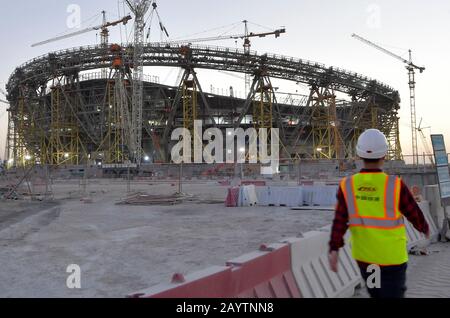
[1,0,450,160]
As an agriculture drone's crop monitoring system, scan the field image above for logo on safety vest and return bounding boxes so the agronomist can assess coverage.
[357,186,377,192]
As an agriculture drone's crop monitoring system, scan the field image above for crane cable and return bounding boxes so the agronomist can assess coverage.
[170,21,242,41]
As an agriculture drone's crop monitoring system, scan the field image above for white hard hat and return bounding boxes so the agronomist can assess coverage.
[356,129,388,159]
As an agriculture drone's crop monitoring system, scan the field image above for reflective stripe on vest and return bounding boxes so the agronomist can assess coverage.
[343,177,357,216]
[349,217,404,228]
[385,175,397,218]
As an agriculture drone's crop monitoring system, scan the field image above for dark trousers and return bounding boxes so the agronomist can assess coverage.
[359,263,408,298]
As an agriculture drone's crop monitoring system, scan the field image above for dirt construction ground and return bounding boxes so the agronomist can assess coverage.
[0,179,449,298]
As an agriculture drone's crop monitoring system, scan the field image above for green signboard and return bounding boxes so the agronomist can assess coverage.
[431,134,450,204]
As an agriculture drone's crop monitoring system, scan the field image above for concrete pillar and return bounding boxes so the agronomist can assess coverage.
[424,184,450,239]
[424,185,441,226]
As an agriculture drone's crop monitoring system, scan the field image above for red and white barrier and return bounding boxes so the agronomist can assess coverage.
[127,266,233,298]
[225,243,301,298]
[225,187,239,207]
[128,243,301,298]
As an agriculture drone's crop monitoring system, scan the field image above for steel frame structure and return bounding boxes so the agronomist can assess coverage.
[5,43,402,166]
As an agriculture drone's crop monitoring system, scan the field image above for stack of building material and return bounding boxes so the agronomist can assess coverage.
[117,193,190,206]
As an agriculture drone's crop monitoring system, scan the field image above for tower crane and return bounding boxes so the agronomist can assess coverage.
[31,13,132,48]
[167,22,285,95]
[0,88,10,162]
[165,27,286,46]
[0,87,8,106]
[352,33,425,166]
[126,0,153,164]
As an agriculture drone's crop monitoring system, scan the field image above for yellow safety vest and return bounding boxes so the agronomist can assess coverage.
[341,172,408,265]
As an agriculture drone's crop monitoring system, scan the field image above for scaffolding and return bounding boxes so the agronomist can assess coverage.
[182,79,198,133]
[387,115,403,161]
[252,77,273,130]
[99,79,125,163]
[48,83,80,165]
[311,87,342,159]
[16,90,28,166]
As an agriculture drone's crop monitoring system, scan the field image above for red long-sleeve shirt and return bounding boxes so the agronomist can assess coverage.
[329,169,430,253]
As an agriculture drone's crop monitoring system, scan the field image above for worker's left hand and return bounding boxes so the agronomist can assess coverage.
[328,251,339,273]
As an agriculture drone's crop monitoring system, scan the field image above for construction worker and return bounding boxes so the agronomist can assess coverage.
[328,129,430,298]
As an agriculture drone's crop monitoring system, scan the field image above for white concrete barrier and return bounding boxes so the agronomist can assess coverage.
[238,185,258,207]
[254,185,336,207]
[405,201,439,250]
[424,185,450,240]
[284,231,362,298]
[302,186,338,206]
[424,185,441,226]
[255,186,303,207]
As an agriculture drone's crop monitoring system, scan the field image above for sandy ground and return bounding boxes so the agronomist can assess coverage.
[1,179,449,298]
[0,179,333,298]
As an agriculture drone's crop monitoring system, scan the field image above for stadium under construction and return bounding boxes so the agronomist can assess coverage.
[4,42,403,168]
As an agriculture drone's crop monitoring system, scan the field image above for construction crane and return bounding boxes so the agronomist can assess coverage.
[31,13,132,48]
[166,27,286,46]
[352,33,425,166]
[126,0,153,164]
[146,2,170,41]
[0,88,9,163]
[0,87,8,106]
[0,98,7,120]
[417,118,434,166]
[168,22,285,95]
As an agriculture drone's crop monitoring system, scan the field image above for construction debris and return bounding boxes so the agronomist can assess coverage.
[117,192,194,206]
[116,191,225,206]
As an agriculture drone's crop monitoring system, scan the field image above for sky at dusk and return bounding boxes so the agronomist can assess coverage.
[1,0,450,161]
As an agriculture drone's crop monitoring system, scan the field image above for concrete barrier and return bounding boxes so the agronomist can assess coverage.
[127,266,233,298]
[284,231,362,298]
[255,186,303,207]
[254,185,336,207]
[129,243,301,298]
[424,185,450,239]
[225,187,239,207]
[241,180,266,187]
[238,185,258,207]
[405,201,439,250]
[225,243,301,298]
[302,186,338,206]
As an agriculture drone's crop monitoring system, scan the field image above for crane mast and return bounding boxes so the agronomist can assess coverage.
[352,33,425,165]
[126,0,152,164]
